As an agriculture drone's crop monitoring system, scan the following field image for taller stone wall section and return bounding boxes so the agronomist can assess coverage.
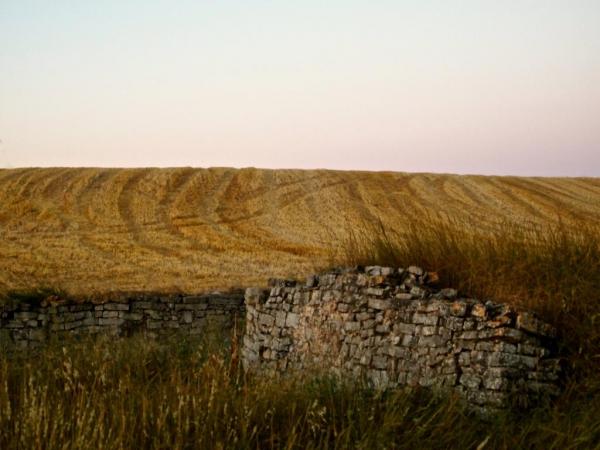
[242,267,562,413]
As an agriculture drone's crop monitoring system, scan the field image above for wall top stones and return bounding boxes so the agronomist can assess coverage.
[1,289,245,311]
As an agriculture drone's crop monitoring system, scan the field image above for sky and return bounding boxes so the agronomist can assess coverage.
[0,1,599,176]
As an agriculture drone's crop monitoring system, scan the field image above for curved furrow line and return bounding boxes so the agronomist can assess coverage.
[560,178,600,199]
[0,170,63,231]
[73,169,126,231]
[216,178,348,225]
[526,178,595,204]
[168,171,318,248]
[15,168,55,200]
[215,168,288,253]
[404,174,445,214]
[266,176,348,215]
[68,168,133,262]
[216,171,345,256]
[583,178,600,188]
[0,168,30,187]
[524,178,600,218]
[74,169,122,228]
[0,170,28,225]
[482,177,548,222]
[192,168,246,251]
[449,177,534,230]
[349,172,406,226]
[20,169,84,232]
[1,168,40,205]
[425,174,481,220]
[220,170,326,205]
[411,174,483,222]
[386,172,420,209]
[501,177,585,223]
[523,178,595,222]
[154,168,211,253]
[431,176,497,226]
[287,170,343,249]
[31,169,86,231]
[507,178,569,222]
[366,172,411,213]
[214,169,278,236]
[117,168,182,258]
[253,171,333,257]
[40,167,79,199]
[343,173,379,227]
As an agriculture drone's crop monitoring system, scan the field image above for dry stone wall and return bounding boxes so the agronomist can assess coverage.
[242,266,562,414]
[1,291,244,350]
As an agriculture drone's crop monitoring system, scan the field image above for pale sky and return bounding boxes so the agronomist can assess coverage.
[1,1,599,176]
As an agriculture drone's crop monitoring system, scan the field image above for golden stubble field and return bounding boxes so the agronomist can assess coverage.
[1,167,599,296]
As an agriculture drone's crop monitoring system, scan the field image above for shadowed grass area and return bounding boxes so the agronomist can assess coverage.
[1,333,599,450]
[2,287,69,307]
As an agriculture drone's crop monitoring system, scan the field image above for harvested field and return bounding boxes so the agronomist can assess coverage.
[1,167,599,296]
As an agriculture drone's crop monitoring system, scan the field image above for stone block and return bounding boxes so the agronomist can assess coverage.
[132,302,155,310]
[285,313,299,327]
[103,303,129,311]
[14,311,39,321]
[245,288,268,306]
[258,313,275,327]
[98,318,125,326]
[517,312,557,338]
[407,266,424,276]
[64,320,84,331]
[344,322,360,332]
[372,355,388,370]
[440,288,458,300]
[368,297,394,311]
[275,311,287,327]
[413,313,438,326]
[366,288,387,298]
[471,304,487,319]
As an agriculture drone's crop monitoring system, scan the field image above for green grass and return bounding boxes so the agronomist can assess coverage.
[1,333,599,450]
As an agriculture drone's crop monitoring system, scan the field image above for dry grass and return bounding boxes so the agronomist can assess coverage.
[1,333,599,450]
[1,167,600,297]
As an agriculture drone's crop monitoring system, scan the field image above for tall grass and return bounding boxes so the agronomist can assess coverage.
[1,333,599,450]
[332,215,600,373]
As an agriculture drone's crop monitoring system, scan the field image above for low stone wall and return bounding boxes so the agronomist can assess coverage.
[0,291,245,350]
[242,267,562,414]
